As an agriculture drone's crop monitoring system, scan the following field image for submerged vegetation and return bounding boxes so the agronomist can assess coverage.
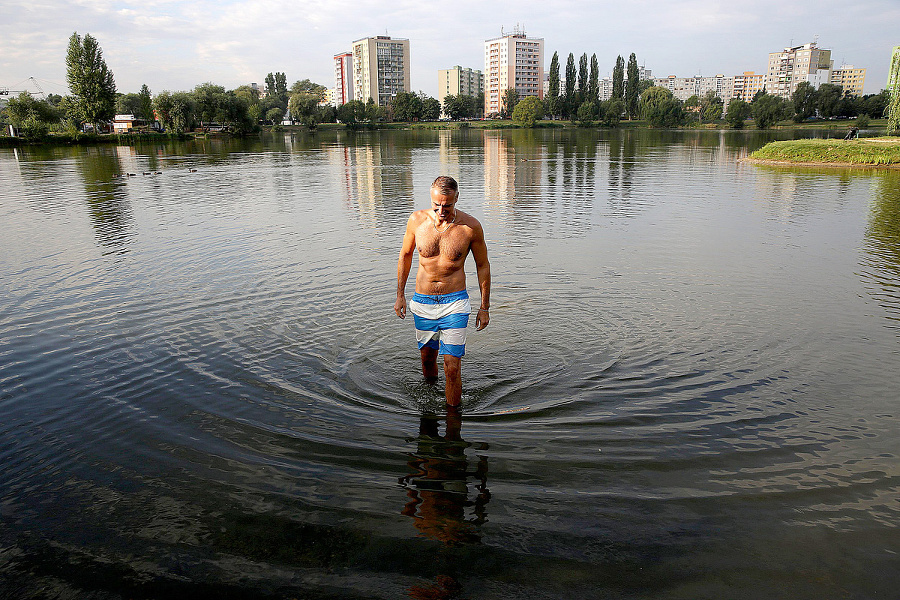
[749,138,900,166]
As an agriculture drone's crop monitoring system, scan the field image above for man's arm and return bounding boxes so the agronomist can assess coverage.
[470,222,491,331]
[395,215,417,319]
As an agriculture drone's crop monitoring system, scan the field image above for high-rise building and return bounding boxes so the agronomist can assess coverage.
[730,71,767,103]
[438,66,484,100]
[352,36,410,107]
[438,66,484,116]
[766,42,833,99]
[830,65,866,97]
[334,52,354,106]
[483,27,544,116]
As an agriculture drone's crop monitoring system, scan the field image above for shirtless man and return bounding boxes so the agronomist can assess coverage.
[394,176,491,407]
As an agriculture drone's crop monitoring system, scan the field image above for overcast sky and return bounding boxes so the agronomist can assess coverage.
[3,0,898,99]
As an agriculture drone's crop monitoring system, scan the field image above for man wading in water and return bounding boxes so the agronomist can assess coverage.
[394,176,491,406]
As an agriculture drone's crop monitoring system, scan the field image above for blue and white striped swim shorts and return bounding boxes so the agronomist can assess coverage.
[409,290,471,358]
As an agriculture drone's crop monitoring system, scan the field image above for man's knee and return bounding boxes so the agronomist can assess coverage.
[443,355,462,378]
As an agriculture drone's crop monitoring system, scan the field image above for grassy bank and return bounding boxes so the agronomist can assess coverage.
[748,137,900,167]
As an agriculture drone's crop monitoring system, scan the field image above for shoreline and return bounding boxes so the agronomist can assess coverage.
[747,137,900,168]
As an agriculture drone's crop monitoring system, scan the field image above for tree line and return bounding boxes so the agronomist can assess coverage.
[505,49,892,129]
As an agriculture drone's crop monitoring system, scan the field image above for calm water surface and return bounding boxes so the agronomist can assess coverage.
[1,129,899,599]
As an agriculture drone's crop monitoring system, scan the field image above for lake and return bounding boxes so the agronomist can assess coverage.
[1,128,898,599]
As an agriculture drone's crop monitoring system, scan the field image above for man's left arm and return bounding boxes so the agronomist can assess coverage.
[471,222,491,331]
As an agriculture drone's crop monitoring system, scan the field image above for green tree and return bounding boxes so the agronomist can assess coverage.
[422,96,441,121]
[390,91,423,122]
[641,86,684,128]
[193,82,227,124]
[791,81,818,122]
[725,98,752,128]
[576,101,597,127]
[288,92,321,128]
[564,53,577,119]
[816,83,843,119]
[115,93,143,117]
[501,88,519,119]
[338,99,366,127]
[139,84,152,121]
[547,51,560,118]
[290,79,326,101]
[588,54,599,104]
[599,99,625,127]
[512,95,544,127]
[266,107,284,125]
[5,92,59,139]
[612,55,625,101]
[577,53,588,106]
[152,91,196,132]
[752,92,788,129]
[66,32,117,131]
[625,53,640,119]
[265,73,276,98]
[700,90,723,122]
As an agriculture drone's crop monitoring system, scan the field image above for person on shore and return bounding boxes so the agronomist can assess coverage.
[394,176,491,406]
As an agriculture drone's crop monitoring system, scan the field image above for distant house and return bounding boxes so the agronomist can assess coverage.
[112,114,150,133]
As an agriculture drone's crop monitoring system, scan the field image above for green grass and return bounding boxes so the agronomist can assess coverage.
[749,137,900,166]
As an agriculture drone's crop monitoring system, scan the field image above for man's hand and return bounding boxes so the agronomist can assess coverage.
[475,308,489,331]
[395,296,407,319]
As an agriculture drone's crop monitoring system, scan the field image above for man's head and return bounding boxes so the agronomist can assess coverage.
[430,176,459,222]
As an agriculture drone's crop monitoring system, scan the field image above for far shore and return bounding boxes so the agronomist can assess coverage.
[1,118,890,148]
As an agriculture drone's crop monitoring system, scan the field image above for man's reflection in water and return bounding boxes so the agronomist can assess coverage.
[399,407,490,546]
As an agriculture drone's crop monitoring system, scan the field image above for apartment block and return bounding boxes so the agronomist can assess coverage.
[334,52,353,106]
[438,66,484,100]
[830,65,866,97]
[653,74,732,103]
[352,36,410,107]
[484,27,544,116]
[730,71,767,102]
[766,42,833,99]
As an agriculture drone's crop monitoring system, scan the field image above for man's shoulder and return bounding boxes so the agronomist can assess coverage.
[457,210,483,231]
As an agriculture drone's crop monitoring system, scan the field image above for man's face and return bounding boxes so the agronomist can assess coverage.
[430,188,458,221]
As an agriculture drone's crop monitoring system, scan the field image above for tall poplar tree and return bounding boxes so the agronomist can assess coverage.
[565,53,577,119]
[625,53,640,119]
[578,53,588,106]
[138,84,152,122]
[589,54,599,103]
[66,32,117,131]
[612,55,625,100]
[548,51,560,118]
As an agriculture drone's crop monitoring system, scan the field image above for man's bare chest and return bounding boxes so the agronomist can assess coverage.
[416,225,470,261]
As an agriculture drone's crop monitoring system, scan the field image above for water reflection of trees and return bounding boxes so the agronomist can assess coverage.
[74,146,135,255]
[861,173,900,329]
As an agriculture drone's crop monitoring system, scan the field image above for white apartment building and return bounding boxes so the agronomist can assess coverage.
[352,36,410,107]
[333,52,353,106]
[766,42,833,99]
[484,27,544,116]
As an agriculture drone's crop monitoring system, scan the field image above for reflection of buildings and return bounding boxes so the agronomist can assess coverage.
[483,132,543,221]
[399,411,489,546]
[326,139,414,228]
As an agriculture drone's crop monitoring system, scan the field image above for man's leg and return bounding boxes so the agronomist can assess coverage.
[420,346,439,384]
[443,354,462,406]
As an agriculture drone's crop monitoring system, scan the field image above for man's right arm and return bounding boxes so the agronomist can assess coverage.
[395,215,417,319]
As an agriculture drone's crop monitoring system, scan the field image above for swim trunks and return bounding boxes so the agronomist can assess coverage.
[409,290,471,357]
